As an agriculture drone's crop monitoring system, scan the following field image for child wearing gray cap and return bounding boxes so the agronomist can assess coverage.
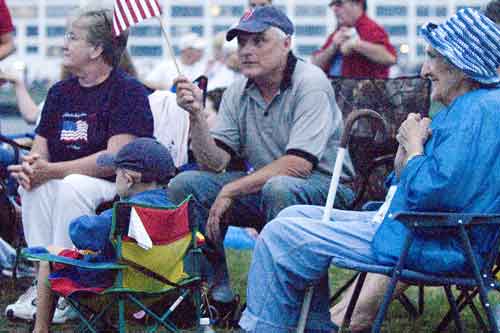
[31,138,177,333]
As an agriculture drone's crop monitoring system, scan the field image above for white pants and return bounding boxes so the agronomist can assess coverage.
[19,174,116,248]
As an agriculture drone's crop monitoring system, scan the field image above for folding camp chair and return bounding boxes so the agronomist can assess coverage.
[0,133,33,282]
[333,212,500,333]
[22,198,203,333]
[329,76,431,209]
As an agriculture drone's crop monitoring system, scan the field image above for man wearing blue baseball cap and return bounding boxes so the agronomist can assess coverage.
[31,138,177,333]
[239,8,500,332]
[172,4,353,321]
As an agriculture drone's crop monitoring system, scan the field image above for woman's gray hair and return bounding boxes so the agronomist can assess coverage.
[75,8,128,67]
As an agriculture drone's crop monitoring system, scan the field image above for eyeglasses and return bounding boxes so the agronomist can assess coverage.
[64,31,84,42]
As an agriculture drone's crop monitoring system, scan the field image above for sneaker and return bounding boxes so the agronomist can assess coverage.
[209,295,243,329]
[52,298,77,324]
[5,282,37,321]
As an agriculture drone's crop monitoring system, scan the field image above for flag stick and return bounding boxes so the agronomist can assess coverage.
[156,17,181,76]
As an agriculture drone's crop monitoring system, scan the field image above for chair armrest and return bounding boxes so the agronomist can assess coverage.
[393,211,500,229]
[362,201,384,211]
[22,248,126,270]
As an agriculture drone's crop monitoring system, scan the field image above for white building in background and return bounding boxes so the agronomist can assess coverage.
[3,0,490,82]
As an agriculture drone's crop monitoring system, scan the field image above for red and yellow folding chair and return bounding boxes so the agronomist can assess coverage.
[23,197,203,333]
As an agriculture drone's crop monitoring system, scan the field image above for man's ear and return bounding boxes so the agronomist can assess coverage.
[283,35,292,50]
[90,44,104,60]
[124,172,134,188]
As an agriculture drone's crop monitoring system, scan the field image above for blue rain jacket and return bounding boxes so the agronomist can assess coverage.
[372,86,500,275]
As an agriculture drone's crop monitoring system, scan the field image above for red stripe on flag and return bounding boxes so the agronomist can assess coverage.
[124,0,140,24]
[113,0,162,36]
[143,0,157,18]
[116,0,131,31]
[135,0,148,20]
[113,10,122,36]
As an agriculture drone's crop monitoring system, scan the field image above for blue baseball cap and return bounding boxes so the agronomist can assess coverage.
[226,6,294,41]
[420,8,500,85]
[97,138,175,184]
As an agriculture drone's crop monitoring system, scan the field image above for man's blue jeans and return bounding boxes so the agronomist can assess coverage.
[168,170,353,302]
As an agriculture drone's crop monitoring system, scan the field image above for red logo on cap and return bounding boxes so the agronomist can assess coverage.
[241,9,254,22]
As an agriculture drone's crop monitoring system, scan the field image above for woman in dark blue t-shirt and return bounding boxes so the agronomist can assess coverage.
[6,8,154,322]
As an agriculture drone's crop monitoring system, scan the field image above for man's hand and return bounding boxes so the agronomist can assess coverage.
[174,76,204,116]
[206,190,234,243]
[396,113,432,159]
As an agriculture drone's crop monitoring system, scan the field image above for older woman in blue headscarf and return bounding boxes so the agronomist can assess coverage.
[238,8,500,333]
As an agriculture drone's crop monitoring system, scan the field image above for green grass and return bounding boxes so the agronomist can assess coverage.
[0,249,497,332]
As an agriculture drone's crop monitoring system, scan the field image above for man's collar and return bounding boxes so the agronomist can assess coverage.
[244,52,298,91]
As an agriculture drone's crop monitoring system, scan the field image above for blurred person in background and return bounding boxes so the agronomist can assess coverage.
[205,32,243,91]
[485,0,500,24]
[6,7,153,324]
[312,0,396,78]
[249,0,272,8]
[145,32,207,91]
[0,0,15,62]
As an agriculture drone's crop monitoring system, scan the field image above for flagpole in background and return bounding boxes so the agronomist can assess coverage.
[112,0,181,76]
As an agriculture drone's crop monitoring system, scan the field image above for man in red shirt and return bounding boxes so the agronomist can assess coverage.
[0,0,15,61]
[312,0,396,78]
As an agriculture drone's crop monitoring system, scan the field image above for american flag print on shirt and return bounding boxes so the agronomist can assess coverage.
[60,114,89,144]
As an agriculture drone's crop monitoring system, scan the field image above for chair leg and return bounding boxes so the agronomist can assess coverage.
[467,298,488,333]
[396,293,418,319]
[119,297,125,333]
[339,272,367,332]
[297,285,315,333]
[435,288,474,332]
[194,283,202,331]
[475,282,499,333]
[330,272,360,307]
[418,284,425,315]
[444,285,465,333]
[371,272,400,333]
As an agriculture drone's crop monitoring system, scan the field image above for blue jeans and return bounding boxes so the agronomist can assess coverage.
[239,205,380,333]
[168,170,354,302]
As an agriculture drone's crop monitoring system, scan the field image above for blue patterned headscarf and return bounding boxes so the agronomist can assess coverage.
[420,8,500,84]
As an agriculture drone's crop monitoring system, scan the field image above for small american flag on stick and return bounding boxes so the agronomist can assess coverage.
[112,0,162,37]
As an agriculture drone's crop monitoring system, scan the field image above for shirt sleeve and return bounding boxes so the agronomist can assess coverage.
[0,0,14,34]
[108,78,154,138]
[313,31,336,56]
[35,85,60,139]
[359,24,397,57]
[398,117,479,211]
[210,85,241,156]
[285,88,337,166]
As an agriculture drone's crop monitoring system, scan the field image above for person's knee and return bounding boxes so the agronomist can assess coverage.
[277,205,309,218]
[262,176,293,198]
[261,176,299,219]
[259,218,289,243]
[168,171,212,204]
